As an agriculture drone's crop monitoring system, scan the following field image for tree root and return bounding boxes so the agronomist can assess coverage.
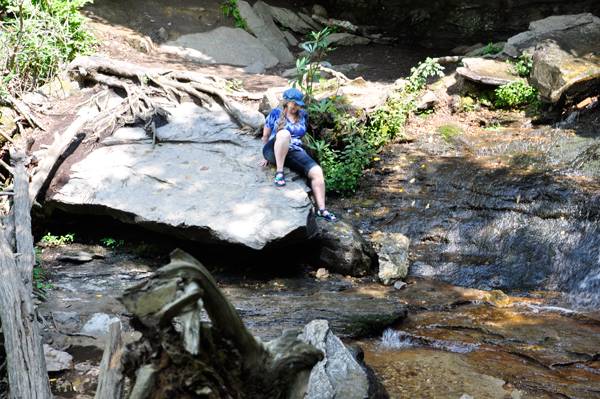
[67,56,262,134]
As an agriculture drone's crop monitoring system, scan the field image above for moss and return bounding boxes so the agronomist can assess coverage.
[340,311,405,338]
[438,124,463,141]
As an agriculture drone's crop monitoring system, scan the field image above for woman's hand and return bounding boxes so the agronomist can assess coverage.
[258,158,269,167]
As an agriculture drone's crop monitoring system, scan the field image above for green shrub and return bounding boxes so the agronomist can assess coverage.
[507,54,533,77]
[494,80,538,108]
[438,124,462,141]
[0,0,99,95]
[477,42,503,56]
[220,0,248,31]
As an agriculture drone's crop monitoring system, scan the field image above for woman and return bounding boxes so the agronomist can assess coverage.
[258,88,338,222]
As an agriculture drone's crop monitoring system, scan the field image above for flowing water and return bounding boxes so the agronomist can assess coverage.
[331,100,600,398]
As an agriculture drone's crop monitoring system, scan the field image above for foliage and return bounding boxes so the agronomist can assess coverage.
[289,28,335,107]
[33,266,54,295]
[484,122,503,131]
[477,42,503,56]
[0,0,99,95]
[405,57,445,92]
[226,78,244,90]
[40,232,74,247]
[507,54,533,77]
[101,237,124,248]
[365,95,412,148]
[220,0,248,31]
[494,80,538,108]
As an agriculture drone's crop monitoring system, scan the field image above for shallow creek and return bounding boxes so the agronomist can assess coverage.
[331,102,600,398]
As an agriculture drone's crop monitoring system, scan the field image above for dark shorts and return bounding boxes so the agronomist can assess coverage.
[262,137,318,176]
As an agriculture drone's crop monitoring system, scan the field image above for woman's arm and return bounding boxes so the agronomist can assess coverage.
[262,126,272,145]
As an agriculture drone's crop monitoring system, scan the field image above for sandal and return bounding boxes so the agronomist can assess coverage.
[274,171,286,187]
[317,209,338,222]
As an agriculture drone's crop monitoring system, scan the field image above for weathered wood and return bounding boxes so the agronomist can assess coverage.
[13,162,35,290]
[0,228,52,399]
[107,249,323,399]
[94,322,124,399]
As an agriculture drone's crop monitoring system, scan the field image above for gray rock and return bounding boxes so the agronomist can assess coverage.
[456,58,523,86]
[264,3,313,34]
[281,30,298,47]
[57,251,105,263]
[300,320,369,399]
[44,345,74,372]
[530,39,600,104]
[157,27,169,42]
[260,89,280,113]
[52,311,79,324]
[243,60,266,74]
[416,90,440,111]
[460,396,475,399]
[239,1,293,64]
[394,281,407,290]
[47,102,314,250]
[80,313,121,335]
[313,219,376,277]
[298,12,324,32]
[371,231,409,286]
[505,13,600,58]
[451,43,485,56]
[310,15,360,35]
[160,27,279,68]
[322,32,370,47]
[129,364,157,399]
[312,4,328,18]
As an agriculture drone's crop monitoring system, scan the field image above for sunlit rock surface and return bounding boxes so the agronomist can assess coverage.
[47,102,315,250]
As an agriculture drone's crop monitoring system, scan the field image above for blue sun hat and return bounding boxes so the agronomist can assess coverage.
[283,88,305,106]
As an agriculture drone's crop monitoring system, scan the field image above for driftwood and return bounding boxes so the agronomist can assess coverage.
[67,56,262,132]
[94,322,124,399]
[94,249,323,399]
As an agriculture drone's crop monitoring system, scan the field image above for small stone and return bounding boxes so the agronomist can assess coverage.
[316,268,330,279]
[393,281,407,290]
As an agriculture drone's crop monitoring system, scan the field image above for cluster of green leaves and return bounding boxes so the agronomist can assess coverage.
[365,95,412,148]
[507,54,533,77]
[33,266,54,295]
[290,28,335,107]
[494,80,538,108]
[101,237,124,248]
[477,42,503,56]
[40,232,74,247]
[0,0,99,95]
[220,0,248,31]
[405,57,445,92]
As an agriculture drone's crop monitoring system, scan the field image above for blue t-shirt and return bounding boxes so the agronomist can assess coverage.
[265,108,309,152]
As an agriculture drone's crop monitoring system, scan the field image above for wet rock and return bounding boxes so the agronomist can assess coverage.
[394,281,407,290]
[417,90,440,111]
[484,290,512,308]
[530,39,600,104]
[371,231,409,286]
[48,102,315,250]
[315,32,369,47]
[239,1,294,64]
[52,311,79,324]
[456,58,523,86]
[313,219,376,277]
[57,251,105,263]
[81,313,121,335]
[316,268,330,279]
[264,3,313,34]
[160,27,279,68]
[300,320,370,399]
[44,344,74,372]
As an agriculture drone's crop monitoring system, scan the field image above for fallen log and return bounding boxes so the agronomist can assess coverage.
[95,249,323,399]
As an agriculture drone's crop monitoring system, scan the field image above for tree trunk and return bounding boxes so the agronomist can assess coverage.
[0,228,52,399]
[94,322,124,399]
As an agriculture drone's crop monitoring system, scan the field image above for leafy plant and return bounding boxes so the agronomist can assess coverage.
[101,237,124,248]
[33,266,54,295]
[405,57,445,92]
[507,54,533,77]
[484,122,503,131]
[477,42,503,56]
[0,0,99,95]
[220,0,248,31]
[226,78,244,90]
[494,80,538,108]
[40,232,74,247]
[290,28,335,107]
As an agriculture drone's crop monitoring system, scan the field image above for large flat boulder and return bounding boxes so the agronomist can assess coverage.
[46,102,315,250]
[456,58,523,86]
[160,26,279,68]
